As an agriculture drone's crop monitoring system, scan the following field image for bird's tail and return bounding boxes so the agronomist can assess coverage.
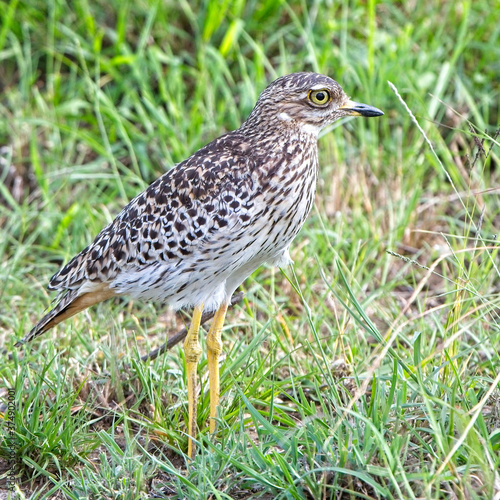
[16,284,116,346]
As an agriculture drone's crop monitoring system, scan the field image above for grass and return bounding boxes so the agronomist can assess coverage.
[1,0,499,498]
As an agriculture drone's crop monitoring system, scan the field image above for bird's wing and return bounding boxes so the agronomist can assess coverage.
[48,133,261,294]
[19,134,263,344]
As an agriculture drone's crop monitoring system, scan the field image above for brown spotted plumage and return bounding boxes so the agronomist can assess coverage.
[18,72,383,456]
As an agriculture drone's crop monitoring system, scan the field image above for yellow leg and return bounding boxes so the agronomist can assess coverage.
[184,304,203,459]
[206,302,228,434]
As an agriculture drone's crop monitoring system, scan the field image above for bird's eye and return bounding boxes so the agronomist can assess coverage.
[308,89,330,105]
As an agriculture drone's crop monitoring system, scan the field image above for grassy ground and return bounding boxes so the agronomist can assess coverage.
[1,0,499,498]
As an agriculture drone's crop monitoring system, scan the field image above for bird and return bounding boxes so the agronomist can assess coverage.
[17,72,383,458]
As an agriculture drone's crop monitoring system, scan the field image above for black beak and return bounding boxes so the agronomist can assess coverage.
[339,99,384,117]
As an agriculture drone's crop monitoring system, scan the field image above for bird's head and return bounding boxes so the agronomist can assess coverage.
[243,72,383,136]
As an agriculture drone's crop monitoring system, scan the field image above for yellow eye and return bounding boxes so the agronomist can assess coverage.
[308,89,331,105]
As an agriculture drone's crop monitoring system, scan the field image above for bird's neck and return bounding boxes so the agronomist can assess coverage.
[239,110,320,144]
